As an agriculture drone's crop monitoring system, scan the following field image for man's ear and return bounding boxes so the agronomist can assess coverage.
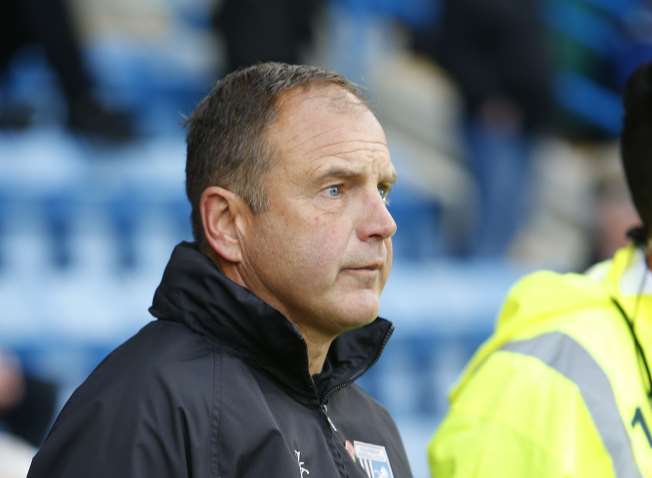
[200,186,249,263]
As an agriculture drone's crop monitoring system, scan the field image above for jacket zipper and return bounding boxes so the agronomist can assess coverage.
[320,402,353,478]
[321,403,337,432]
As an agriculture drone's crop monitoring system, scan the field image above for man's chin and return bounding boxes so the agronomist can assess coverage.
[334,292,380,331]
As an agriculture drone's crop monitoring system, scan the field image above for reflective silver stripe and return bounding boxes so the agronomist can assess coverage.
[502,332,642,478]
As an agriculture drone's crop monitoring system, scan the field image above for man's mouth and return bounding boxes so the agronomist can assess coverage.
[343,261,384,275]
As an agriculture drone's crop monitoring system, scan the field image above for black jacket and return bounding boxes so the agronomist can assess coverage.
[28,242,412,478]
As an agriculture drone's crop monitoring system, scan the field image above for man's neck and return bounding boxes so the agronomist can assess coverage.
[295,324,335,375]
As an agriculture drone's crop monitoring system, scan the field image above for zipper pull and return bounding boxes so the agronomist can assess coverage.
[321,403,338,432]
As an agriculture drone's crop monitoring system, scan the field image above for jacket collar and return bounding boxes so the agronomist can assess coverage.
[149,242,393,405]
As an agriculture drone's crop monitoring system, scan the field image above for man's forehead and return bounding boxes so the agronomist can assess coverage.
[263,84,393,181]
[272,88,381,145]
[277,83,365,112]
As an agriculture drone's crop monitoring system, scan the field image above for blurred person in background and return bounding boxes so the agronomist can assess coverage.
[27,63,412,478]
[0,351,32,478]
[411,0,551,258]
[428,62,652,477]
[0,0,135,142]
[0,351,57,448]
[213,0,322,73]
[0,351,56,478]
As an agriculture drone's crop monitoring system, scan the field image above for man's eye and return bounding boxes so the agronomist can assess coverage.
[326,185,343,197]
[378,184,391,204]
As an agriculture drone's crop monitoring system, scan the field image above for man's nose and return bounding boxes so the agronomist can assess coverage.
[357,190,397,241]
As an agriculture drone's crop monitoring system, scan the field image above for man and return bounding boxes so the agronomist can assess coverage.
[28,63,412,477]
[429,62,652,477]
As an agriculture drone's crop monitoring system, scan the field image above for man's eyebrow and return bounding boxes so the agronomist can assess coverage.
[316,166,363,180]
[315,166,398,184]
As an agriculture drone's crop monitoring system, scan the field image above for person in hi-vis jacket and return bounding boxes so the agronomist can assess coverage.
[429,62,652,478]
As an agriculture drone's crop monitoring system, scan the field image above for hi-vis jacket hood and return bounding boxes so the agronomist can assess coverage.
[28,242,412,478]
[429,243,652,478]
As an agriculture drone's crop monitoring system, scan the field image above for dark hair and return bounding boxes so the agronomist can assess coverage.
[621,62,652,237]
[185,62,365,243]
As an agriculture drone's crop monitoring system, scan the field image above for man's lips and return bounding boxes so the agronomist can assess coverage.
[342,261,384,272]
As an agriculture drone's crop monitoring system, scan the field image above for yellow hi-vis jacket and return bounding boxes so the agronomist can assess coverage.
[429,244,652,477]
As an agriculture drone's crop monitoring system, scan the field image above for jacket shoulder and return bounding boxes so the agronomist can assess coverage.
[29,320,221,478]
[71,320,217,405]
[430,344,614,477]
[458,269,611,385]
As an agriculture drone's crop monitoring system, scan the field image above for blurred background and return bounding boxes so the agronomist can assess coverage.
[1,0,652,476]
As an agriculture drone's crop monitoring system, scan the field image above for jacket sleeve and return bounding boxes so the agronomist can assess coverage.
[427,349,615,478]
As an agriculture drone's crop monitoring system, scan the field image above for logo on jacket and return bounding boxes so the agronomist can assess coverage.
[352,441,394,478]
[294,450,310,477]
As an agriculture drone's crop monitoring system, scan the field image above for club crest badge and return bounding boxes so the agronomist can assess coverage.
[353,441,394,478]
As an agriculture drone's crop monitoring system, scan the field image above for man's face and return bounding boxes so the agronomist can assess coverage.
[238,86,397,340]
